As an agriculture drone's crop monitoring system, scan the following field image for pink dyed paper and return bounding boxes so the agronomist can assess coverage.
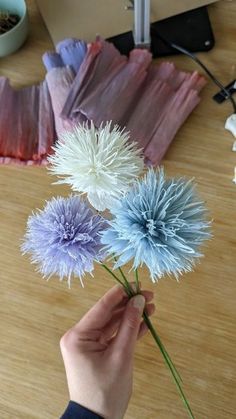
[0,77,55,164]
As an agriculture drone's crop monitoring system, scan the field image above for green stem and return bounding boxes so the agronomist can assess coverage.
[133,269,182,384]
[101,263,194,419]
[135,269,140,293]
[102,266,182,388]
[118,266,132,294]
[123,270,183,384]
[102,263,133,298]
[113,257,133,297]
[151,328,183,383]
[143,312,195,419]
[103,264,182,383]
[101,264,124,288]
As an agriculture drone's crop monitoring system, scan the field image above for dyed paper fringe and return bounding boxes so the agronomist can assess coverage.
[0,38,206,165]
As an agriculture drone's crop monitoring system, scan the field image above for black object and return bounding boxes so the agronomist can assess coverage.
[107,6,214,57]
[213,79,236,104]
[61,401,104,419]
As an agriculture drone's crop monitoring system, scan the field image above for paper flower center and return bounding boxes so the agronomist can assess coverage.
[88,163,104,179]
[59,221,76,241]
[146,219,156,236]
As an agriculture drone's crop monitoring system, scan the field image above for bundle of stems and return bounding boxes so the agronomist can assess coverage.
[102,262,195,419]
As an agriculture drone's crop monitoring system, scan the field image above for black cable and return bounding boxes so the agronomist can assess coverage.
[151,26,236,114]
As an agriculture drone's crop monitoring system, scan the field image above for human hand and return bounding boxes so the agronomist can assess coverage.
[60,284,155,419]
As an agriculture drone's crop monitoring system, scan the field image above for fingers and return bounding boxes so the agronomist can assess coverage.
[75,284,127,332]
[61,302,156,357]
[109,295,145,358]
[101,302,155,343]
[74,285,154,334]
[114,289,153,312]
[141,290,154,303]
[61,284,156,359]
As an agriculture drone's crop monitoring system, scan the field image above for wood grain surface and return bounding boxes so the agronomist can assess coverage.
[0,1,235,418]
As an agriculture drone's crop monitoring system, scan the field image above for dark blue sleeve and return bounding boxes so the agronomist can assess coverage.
[60,401,104,419]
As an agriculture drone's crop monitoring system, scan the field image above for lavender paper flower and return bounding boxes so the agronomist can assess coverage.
[22,195,107,285]
[101,168,211,281]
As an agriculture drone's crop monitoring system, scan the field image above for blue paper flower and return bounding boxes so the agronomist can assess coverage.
[22,195,107,285]
[101,168,211,281]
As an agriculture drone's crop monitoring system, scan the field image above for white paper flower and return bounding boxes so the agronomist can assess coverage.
[48,122,144,211]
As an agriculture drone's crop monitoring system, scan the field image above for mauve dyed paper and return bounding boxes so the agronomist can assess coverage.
[0,77,55,164]
[0,38,206,166]
[60,39,205,165]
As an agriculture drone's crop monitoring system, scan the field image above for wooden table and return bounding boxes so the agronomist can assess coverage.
[0,1,235,418]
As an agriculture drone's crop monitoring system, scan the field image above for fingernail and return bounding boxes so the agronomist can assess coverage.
[132,295,145,313]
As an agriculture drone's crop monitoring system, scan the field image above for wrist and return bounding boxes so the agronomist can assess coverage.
[70,389,125,419]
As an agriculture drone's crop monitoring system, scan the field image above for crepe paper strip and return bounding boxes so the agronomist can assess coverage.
[146,62,187,90]
[56,38,78,53]
[46,67,75,135]
[69,47,152,126]
[38,81,55,157]
[179,70,206,93]
[17,85,40,160]
[43,39,78,71]
[61,41,102,120]
[58,40,87,73]
[128,48,152,68]
[127,68,206,165]
[43,40,87,73]
[0,77,55,164]
[73,56,127,123]
[65,46,151,127]
[126,63,187,148]
[144,87,201,165]
[143,73,206,165]
[42,52,64,71]
[0,77,14,157]
[61,39,127,121]
[43,39,87,73]
[77,38,128,94]
[126,80,173,149]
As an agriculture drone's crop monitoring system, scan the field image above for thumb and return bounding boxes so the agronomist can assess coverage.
[112,294,145,357]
